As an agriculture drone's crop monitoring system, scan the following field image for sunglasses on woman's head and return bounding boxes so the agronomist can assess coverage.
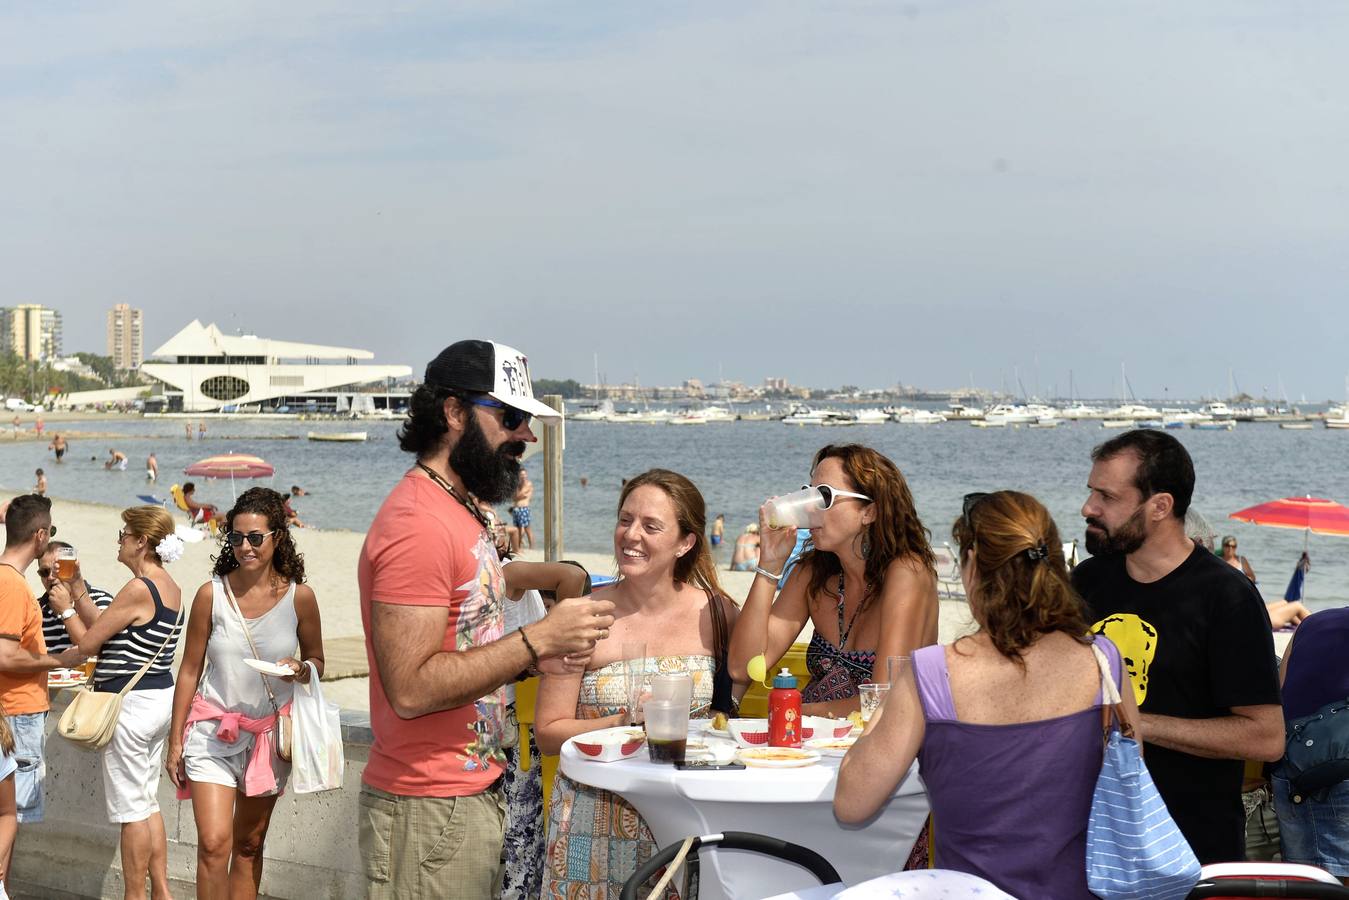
[466,396,531,431]
[962,492,991,533]
[802,484,872,509]
[227,531,274,548]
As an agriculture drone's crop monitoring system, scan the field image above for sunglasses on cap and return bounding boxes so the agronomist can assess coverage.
[802,484,872,509]
[466,396,531,431]
[227,531,275,548]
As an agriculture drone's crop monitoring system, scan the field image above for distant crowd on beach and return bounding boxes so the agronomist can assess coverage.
[0,337,1344,899]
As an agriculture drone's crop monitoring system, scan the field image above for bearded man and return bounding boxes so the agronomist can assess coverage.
[357,340,614,897]
[1071,428,1282,864]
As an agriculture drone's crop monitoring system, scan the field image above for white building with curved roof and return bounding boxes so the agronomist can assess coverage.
[141,320,412,413]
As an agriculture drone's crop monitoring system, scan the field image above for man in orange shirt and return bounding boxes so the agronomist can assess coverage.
[0,494,82,881]
[358,340,615,898]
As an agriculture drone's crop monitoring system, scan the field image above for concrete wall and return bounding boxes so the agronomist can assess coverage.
[13,692,373,900]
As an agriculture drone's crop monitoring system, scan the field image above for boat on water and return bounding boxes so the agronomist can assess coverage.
[781,406,856,426]
[945,400,985,421]
[1102,403,1163,421]
[569,399,615,422]
[307,431,368,442]
[1100,419,1134,429]
[983,404,1038,425]
[1191,420,1235,431]
[667,412,707,425]
[1281,423,1315,430]
[854,408,890,425]
[1028,418,1060,428]
[895,409,947,425]
[970,419,1006,428]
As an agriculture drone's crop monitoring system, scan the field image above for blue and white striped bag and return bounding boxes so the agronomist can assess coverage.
[1085,644,1201,900]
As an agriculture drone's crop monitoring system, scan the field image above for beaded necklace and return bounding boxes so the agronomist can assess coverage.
[416,462,492,531]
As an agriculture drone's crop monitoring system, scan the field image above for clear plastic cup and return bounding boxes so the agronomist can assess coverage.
[644,699,690,764]
[621,642,647,725]
[56,547,78,581]
[858,683,890,722]
[649,673,693,709]
[763,488,826,529]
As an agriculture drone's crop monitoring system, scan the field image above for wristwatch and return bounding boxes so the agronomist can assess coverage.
[59,607,77,621]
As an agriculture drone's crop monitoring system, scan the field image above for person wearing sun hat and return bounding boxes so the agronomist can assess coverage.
[356,339,615,898]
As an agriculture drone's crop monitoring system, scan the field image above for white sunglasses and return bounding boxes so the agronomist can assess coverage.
[803,484,872,509]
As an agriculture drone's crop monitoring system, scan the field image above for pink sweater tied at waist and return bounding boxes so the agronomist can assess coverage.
[178,693,292,799]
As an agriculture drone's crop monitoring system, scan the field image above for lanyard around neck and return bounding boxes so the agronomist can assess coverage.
[416,462,492,531]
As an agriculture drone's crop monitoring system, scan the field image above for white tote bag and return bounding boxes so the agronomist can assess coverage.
[291,661,345,793]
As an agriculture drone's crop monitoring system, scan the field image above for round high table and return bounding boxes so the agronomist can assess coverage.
[559,741,928,900]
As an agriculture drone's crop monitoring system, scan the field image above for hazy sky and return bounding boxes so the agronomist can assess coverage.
[4,2,1347,399]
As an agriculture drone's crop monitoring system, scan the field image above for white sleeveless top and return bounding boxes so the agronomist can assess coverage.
[184,577,300,758]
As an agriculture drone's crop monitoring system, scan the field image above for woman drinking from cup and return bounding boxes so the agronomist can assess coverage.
[835,491,1141,898]
[166,487,324,900]
[535,469,743,899]
[729,444,939,717]
[57,506,186,900]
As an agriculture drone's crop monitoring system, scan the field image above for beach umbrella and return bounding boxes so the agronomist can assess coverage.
[184,452,275,499]
[1228,495,1349,547]
[1229,495,1349,604]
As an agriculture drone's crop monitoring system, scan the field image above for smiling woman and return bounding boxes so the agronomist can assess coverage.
[535,468,742,899]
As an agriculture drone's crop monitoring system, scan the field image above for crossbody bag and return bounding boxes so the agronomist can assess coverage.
[221,576,293,762]
[58,587,183,751]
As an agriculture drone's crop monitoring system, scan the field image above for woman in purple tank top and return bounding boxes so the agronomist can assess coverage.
[837,491,1143,899]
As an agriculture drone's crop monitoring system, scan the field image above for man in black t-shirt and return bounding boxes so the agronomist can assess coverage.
[1071,429,1282,864]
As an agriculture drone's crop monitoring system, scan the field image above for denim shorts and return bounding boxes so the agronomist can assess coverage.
[8,711,47,824]
[1272,773,1349,876]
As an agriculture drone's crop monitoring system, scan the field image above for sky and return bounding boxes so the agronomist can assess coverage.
[4,1,1347,400]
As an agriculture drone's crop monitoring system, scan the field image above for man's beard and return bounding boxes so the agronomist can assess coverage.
[1084,504,1147,556]
[450,411,526,505]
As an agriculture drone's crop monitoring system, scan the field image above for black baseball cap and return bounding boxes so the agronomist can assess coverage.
[424,340,561,424]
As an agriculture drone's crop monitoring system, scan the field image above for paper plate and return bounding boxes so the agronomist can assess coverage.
[47,669,86,688]
[243,658,293,677]
[735,747,821,768]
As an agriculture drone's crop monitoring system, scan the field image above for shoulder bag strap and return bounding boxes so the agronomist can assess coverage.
[114,579,184,698]
[1091,641,1133,742]
[220,575,282,716]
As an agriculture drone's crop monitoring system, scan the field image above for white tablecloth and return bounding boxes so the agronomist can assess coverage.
[560,737,929,900]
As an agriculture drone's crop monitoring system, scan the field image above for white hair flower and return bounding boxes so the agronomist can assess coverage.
[155,533,186,564]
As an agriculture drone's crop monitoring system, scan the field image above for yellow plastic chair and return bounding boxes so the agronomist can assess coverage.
[170,483,218,535]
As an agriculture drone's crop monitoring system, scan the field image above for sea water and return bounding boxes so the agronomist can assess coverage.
[3,416,1346,607]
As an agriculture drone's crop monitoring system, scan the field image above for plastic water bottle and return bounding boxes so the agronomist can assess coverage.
[768,668,803,748]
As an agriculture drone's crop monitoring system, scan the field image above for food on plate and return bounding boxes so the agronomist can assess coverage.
[711,711,728,732]
[739,747,814,761]
[846,710,865,727]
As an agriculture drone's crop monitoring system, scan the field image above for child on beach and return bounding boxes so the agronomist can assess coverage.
[0,710,19,898]
[33,470,45,496]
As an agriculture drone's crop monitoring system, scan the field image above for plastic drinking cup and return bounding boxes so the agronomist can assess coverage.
[858,683,890,722]
[621,643,647,725]
[56,547,78,580]
[886,656,910,685]
[763,488,826,529]
[644,699,691,764]
[649,673,693,709]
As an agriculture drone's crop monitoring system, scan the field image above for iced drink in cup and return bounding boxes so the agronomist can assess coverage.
[56,547,78,581]
[763,487,826,529]
[644,699,690,764]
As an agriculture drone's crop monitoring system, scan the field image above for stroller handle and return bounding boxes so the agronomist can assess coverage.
[619,831,843,900]
[1187,879,1349,899]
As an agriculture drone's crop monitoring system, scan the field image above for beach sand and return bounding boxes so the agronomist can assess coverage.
[9,495,979,712]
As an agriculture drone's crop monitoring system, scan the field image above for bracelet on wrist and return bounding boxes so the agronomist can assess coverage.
[519,628,540,666]
[754,565,783,582]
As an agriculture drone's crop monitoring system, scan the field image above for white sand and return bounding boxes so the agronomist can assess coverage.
[6,495,978,712]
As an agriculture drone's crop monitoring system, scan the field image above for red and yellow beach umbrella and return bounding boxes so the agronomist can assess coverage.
[184,453,275,480]
[1228,495,1349,544]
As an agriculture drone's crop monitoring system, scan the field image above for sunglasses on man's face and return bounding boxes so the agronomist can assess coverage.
[802,484,872,510]
[227,531,274,548]
[467,396,532,431]
[37,568,52,579]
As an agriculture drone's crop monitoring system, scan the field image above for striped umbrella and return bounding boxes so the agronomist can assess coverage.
[184,452,275,499]
[1228,495,1349,540]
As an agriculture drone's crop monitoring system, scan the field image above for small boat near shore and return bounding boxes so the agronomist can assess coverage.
[307,431,368,442]
[1281,423,1314,430]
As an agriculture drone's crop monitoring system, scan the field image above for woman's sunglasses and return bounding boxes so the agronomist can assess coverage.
[227,531,275,548]
[962,492,991,532]
[803,484,872,509]
[467,396,531,431]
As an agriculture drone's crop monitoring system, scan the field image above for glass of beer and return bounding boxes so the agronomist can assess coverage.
[81,657,97,681]
[56,546,78,581]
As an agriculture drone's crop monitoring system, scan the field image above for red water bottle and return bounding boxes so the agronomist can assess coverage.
[768,668,803,748]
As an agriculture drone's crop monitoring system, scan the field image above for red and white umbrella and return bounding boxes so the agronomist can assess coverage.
[184,452,275,499]
[1228,495,1349,546]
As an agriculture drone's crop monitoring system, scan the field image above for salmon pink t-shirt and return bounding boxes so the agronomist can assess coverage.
[358,471,509,797]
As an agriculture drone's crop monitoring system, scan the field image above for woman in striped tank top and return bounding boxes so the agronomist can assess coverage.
[62,506,185,900]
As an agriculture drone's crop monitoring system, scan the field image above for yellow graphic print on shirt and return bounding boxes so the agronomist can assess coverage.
[1090,613,1157,706]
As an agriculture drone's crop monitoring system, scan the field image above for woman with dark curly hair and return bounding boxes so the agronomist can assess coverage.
[165,487,324,900]
[730,443,940,716]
